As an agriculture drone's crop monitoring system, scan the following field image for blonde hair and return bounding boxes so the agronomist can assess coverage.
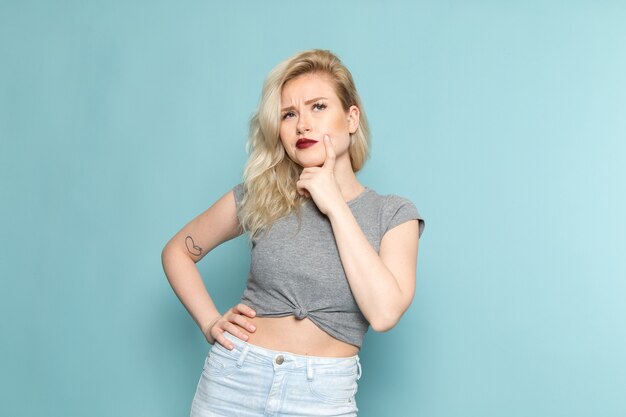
[240,49,370,239]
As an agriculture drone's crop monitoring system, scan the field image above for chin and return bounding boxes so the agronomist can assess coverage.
[297,158,325,168]
[292,152,325,168]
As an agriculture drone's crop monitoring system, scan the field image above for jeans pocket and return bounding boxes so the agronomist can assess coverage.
[202,343,243,378]
[307,371,358,405]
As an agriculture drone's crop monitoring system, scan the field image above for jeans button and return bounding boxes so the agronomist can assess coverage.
[275,355,284,365]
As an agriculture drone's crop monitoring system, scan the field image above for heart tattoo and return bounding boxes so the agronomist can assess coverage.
[185,235,203,256]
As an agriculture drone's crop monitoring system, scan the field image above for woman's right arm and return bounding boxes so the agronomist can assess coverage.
[160,188,256,349]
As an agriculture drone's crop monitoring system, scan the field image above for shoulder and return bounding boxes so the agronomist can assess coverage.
[357,187,417,212]
[232,183,244,203]
[359,188,425,238]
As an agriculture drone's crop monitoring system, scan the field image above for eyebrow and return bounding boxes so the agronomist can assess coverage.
[281,97,328,113]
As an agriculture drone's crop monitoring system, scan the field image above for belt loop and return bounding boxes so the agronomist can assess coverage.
[356,356,362,380]
[237,345,250,368]
[306,357,313,381]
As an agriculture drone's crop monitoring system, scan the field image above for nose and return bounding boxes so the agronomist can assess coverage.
[296,113,311,135]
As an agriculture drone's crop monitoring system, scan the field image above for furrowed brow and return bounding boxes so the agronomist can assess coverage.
[281,96,328,113]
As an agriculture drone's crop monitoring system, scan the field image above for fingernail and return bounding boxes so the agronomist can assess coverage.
[243,334,249,340]
[250,325,256,331]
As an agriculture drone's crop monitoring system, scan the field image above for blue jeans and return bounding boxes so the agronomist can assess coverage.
[190,331,362,416]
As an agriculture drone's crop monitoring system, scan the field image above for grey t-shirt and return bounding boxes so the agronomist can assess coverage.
[232,183,425,348]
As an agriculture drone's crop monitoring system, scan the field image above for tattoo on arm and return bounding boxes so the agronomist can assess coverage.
[185,235,203,256]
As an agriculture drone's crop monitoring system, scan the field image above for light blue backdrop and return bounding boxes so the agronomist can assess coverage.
[1,1,625,416]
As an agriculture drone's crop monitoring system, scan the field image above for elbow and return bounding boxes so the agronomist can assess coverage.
[370,302,410,332]
[161,239,174,260]
[161,246,173,276]
[161,245,173,266]
[371,288,416,332]
[161,245,185,276]
[370,314,401,333]
[162,243,197,266]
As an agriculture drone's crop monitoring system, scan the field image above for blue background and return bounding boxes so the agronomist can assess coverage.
[1,1,625,416]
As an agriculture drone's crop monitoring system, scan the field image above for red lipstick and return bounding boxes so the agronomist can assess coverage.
[296,138,318,149]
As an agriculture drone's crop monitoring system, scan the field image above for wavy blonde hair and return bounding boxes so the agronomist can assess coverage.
[239,49,370,239]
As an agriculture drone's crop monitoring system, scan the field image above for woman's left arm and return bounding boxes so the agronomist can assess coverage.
[296,136,420,332]
[327,206,420,332]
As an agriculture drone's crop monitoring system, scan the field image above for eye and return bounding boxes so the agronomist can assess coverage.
[282,111,296,120]
[313,102,327,111]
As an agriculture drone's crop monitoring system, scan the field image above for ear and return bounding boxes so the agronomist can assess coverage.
[347,105,360,134]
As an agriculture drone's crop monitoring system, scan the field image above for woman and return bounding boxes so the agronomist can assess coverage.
[161,49,425,416]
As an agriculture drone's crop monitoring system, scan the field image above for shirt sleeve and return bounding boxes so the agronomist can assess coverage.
[232,183,244,225]
[380,194,425,238]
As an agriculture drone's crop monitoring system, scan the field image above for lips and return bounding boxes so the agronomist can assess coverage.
[296,138,318,149]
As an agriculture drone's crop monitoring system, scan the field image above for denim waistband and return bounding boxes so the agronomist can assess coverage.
[219,331,362,380]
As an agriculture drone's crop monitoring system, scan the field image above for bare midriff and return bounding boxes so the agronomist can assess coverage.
[243,316,359,357]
